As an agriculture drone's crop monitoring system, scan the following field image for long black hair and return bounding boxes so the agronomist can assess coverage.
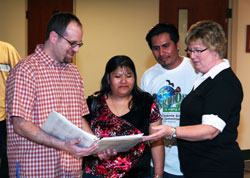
[96,55,152,110]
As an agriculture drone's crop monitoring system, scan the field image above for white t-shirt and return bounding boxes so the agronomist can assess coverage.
[141,57,200,175]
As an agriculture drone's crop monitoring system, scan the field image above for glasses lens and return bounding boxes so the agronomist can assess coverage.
[77,42,83,48]
[56,32,83,48]
[71,42,83,48]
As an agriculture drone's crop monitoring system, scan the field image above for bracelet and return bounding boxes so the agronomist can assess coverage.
[154,174,163,178]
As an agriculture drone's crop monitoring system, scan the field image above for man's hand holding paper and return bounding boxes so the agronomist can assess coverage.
[41,111,144,156]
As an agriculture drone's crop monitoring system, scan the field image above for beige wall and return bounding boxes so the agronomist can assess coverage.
[1,0,250,149]
[233,0,250,150]
[0,0,26,58]
[75,0,158,96]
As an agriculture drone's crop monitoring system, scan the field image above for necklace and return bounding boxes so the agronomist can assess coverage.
[108,95,131,117]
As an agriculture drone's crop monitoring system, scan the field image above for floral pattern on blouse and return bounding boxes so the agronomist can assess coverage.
[84,95,161,178]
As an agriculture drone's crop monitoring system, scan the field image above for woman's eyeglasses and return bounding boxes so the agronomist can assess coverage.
[184,48,208,54]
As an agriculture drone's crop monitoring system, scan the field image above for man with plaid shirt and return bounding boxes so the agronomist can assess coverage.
[5,12,99,177]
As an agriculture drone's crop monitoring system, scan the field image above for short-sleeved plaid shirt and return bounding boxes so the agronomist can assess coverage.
[6,45,89,177]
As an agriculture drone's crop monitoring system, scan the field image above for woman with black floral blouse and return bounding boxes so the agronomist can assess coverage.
[83,55,164,178]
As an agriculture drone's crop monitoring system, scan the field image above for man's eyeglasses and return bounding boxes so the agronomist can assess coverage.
[184,48,208,54]
[56,32,83,48]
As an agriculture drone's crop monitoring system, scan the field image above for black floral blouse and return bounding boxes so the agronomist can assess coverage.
[84,94,161,178]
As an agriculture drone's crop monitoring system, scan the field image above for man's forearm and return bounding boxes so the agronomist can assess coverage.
[12,116,65,150]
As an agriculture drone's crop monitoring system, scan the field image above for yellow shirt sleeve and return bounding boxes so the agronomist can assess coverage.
[0,41,21,121]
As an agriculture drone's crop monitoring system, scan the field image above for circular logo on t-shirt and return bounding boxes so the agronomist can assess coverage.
[157,85,183,112]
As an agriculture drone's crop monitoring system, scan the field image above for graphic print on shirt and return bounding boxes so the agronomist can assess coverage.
[154,79,187,127]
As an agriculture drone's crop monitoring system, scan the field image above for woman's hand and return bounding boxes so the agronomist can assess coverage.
[143,125,173,142]
[97,148,117,160]
[144,124,221,143]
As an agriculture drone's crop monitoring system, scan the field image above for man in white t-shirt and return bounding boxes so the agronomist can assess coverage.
[141,23,200,178]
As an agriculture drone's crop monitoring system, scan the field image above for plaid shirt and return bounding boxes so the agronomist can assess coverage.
[6,45,89,178]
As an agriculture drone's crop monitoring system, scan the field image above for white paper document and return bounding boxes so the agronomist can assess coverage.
[41,111,144,154]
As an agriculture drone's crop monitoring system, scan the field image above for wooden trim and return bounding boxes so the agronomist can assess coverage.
[246,25,250,52]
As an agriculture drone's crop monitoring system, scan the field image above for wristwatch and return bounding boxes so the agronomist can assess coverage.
[172,127,176,138]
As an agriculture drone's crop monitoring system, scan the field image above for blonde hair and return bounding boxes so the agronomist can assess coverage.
[185,20,227,58]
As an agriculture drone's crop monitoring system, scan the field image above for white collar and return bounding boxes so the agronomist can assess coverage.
[193,59,230,90]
